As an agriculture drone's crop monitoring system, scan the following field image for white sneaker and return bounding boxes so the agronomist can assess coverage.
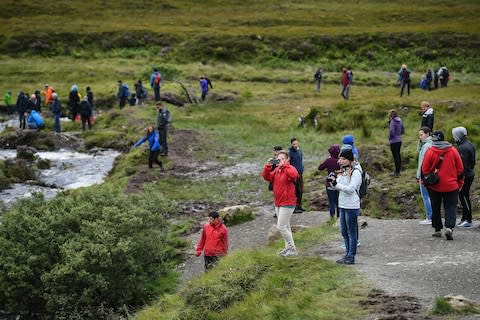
[281,248,298,257]
[419,219,432,225]
[461,222,473,228]
[458,220,467,227]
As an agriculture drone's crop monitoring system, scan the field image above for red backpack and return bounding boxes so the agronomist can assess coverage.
[154,73,161,86]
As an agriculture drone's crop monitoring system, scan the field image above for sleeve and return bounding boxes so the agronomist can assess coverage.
[318,159,328,171]
[134,136,147,148]
[195,226,206,256]
[261,164,274,182]
[455,150,465,189]
[421,149,434,175]
[388,121,394,140]
[285,164,299,183]
[335,170,362,194]
[222,227,229,255]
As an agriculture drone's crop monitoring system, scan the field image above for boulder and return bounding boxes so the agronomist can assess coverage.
[219,205,255,226]
[443,294,479,310]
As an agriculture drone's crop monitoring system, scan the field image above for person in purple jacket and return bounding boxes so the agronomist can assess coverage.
[318,144,341,219]
[388,109,405,177]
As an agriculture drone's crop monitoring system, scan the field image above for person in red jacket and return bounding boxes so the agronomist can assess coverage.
[421,131,464,240]
[262,150,299,257]
[195,211,229,270]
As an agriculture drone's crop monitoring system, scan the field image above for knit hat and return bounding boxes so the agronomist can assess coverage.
[273,145,283,151]
[432,131,445,141]
[339,149,354,161]
[452,127,467,143]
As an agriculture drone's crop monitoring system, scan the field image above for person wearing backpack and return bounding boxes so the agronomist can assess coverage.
[150,68,162,101]
[314,67,323,92]
[135,80,147,106]
[388,109,405,177]
[327,149,362,265]
[156,102,172,156]
[398,64,411,97]
[79,96,93,131]
[438,66,449,88]
[117,80,129,108]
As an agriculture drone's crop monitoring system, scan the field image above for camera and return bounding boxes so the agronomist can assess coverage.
[269,158,280,166]
[327,172,337,186]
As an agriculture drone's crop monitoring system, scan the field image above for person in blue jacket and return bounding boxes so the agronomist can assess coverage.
[342,134,360,160]
[134,126,164,170]
[26,109,45,130]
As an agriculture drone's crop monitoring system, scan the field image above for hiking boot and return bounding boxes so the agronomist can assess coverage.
[336,256,347,264]
[460,222,473,228]
[445,228,453,240]
[337,256,355,265]
[432,230,442,238]
[281,248,298,257]
[419,219,432,225]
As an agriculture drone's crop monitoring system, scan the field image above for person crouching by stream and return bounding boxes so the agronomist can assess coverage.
[262,149,299,257]
[327,149,362,265]
[133,126,164,170]
[195,211,229,271]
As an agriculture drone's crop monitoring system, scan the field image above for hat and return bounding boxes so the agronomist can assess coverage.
[339,149,354,161]
[342,134,354,145]
[273,145,282,151]
[432,131,445,141]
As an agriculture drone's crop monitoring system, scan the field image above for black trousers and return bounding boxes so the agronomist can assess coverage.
[295,174,304,208]
[148,150,163,168]
[390,142,402,174]
[157,126,168,155]
[204,255,221,270]
[428,189,458,231]
[400,80,410,96]
[459,175,474,223]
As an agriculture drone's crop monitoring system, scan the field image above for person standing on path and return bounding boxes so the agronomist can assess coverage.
[420,101,434,130]
[262,150,299,257]
[388,109,405,177]
[156,102,171,156]
[314,67,323,92]
[318,144,341,220]
[452,127,476,228]
[327,149,362,265]
[422,131,464,240]
[417,127,433,225]
[289,138,305,213]
[195,211,229,270]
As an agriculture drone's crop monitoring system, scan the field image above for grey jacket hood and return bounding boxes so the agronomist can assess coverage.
[452,126,467,143]
[432,140,452,150]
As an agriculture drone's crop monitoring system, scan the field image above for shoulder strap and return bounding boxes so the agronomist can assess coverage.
[434,156,444,172]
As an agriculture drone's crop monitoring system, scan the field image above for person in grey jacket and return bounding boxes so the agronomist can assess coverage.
[417,127,433,225]
[327,149,362,265]
[452,127,476,228]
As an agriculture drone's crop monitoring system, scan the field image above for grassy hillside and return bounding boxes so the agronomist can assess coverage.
[1,0,479,318]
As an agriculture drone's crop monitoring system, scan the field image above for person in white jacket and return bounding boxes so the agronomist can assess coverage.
[327,149,362,265]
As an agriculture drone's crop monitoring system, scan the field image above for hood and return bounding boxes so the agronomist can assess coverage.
[342,134,354,145]
[423,107,434,116]
[328,144,340,157]
[452,127,467,143]
[432,141,452,151]
[391,116,402,123]
[71,84,78,92]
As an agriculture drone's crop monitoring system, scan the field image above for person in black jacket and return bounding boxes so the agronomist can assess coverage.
[79,96,92,130]
[68,85,80,120]
[420,101,434,130]
[34,90,42,113]
[86,86,94,110]
[16,92,28,129]
[314,67,323,92]
[452,127,476,228]
[156,102,171,156]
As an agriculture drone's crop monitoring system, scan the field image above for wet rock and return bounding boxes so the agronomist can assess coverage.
[16,145,37,160]
[0,130,83,151]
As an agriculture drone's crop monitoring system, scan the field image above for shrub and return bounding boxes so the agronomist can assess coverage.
[0,184,182,318]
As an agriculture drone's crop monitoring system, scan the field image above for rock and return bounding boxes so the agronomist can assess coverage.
[447,101,465,111]
[359,218,368,228]
[219,205,255,226]
[443,294,479,310]
[267,224,310,245]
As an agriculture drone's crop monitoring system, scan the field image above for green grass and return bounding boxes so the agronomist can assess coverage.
[136,224,371,320]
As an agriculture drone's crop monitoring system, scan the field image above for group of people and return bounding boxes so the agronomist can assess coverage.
[313,66,353,100]
[68,85,95,130]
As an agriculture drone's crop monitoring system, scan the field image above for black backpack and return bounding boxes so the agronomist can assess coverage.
[354,168,370,199]
[402,69,410,81]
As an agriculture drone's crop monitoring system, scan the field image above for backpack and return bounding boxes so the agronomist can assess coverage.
[123,84,130,97]
[402,69,410,81]
[354,168,370,199]
[154,73,161,86]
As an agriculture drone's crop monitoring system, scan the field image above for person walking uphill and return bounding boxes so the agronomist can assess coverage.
[388,109,405,177]
[156,102,172,156]
[262,150,299,257]
[289,138,305,213]
[327,149,362,265]
[318,144,341,220]
[195,211,229,270]
[398,64,411,97]
[133,126,164,170]
[452,127,476,228]
[422,131,464,241]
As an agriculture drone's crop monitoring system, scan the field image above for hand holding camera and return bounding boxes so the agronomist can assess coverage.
[327,172,337,186]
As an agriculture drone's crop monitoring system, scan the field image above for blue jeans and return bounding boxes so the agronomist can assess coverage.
[326,188,339,218]
[419,182,432,220]
[54,114,61,132]
[339,208,359,259]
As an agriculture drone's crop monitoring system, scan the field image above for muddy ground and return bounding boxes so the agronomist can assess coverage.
[125,128,480,319]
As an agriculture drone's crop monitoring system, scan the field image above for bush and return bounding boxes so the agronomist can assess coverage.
[0,184,182,318]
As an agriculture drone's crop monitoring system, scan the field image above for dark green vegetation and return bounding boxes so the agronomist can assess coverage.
[0,0,479,319]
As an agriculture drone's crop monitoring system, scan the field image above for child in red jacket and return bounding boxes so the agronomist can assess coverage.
[195,211,229,270]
